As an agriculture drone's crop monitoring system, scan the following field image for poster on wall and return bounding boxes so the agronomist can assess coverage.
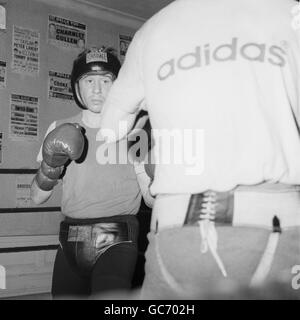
[10,94,39,141]
[16,175,33,207]
[48,15,87,50]
[0,60,6,88]
[119,34,132,63]
[48,71,74,102]
[12,25,40,75]
[0,132,2,164]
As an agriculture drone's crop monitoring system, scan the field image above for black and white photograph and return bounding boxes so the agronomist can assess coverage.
[0,0,299,307]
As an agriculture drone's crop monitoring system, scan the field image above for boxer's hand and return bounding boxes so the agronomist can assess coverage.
[34,160,63,191]
[42,123,85,167]
[34,123,84,191]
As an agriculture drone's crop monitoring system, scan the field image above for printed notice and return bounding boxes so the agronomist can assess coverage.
[48,71,73,101]
[12,25,40,75]
[48,15,86,50]
[10,94,39,140]
[16,175,33,207]
[119,34,132,63]
[0,60,6,88]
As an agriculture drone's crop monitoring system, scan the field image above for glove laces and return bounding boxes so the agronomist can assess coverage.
[198,191,227,277]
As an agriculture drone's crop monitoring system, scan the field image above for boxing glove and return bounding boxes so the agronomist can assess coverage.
[34,160,64,191]
[42,123,85,167]
[34,123,84,191]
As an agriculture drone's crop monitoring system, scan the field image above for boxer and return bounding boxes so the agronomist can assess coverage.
[31,47,152,298]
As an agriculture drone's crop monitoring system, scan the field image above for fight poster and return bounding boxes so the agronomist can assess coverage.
[48,71,74,102]
[48,15,87,50]
[0,60,6,88]
[10,94,39,141]
[15,175,33,207]
[12,25,40,75]
[119,34,132,63]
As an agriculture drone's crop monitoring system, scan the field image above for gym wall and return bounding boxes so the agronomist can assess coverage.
[0,0,143,297]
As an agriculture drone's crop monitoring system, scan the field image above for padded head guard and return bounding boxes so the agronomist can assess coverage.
[71,47,121,109]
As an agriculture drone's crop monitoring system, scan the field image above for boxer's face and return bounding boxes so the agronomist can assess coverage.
[79,73,113,113]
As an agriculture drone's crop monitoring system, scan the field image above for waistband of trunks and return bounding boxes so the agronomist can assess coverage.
[60,214,139,243]
[184,191,234,226]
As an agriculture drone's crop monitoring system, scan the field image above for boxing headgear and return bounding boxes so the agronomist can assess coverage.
[71,47,121,109]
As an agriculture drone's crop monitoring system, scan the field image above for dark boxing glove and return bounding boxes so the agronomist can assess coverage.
[35,123,85,191]
[34,160,64,191]
[42,123,84,167]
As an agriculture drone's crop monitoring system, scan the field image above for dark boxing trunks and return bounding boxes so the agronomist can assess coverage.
[59,215,138,277]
